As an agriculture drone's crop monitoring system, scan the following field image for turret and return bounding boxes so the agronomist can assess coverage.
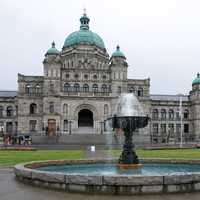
[43,42,61,95]
[190,73,200,140]
[110,45,128,95]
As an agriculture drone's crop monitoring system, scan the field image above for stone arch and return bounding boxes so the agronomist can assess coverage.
[78,109,93,127]
[74,104,98,121]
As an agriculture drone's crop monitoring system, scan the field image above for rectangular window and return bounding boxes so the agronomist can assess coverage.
[176,112,180,120]
[0,121,4,132]
[64,120,68,131]
[176,124,181,133]
[30,120,37,132]
[118,86,121,94]
[160,124,166,133]
[153,123,158,134]
[168,124,174,133]
[184,113,188,119]
[184,124,189,133]
[6,122,13,133]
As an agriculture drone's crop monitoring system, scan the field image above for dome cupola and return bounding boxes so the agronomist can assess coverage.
[111,45,126,58]
[192,73,200,85]
[63,11,105,49]
[45,41,60,56]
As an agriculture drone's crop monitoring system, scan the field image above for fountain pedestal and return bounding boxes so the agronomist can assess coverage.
[111,115,149,169]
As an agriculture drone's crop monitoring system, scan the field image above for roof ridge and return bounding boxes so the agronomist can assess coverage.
[151,94,188,96]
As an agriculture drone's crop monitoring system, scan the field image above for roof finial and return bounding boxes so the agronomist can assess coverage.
[83,8,87,16]
[197,72,200,78]
[116,45,120,50]
[52,41,55,48]
[80,9,90,30]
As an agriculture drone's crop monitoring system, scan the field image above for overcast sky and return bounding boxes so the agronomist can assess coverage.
[0,0,200,95]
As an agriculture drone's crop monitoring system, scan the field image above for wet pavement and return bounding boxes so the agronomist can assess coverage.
[1,168,200,200]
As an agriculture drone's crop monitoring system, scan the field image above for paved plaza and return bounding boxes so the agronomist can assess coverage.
[1,168,200,200]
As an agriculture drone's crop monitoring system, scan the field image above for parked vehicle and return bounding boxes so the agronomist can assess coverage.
[12,135,32,145]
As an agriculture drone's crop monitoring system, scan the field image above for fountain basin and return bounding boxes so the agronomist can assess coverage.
[14,159,200,195]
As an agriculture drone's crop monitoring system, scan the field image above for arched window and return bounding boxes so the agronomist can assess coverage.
[64,83,71,92]
[0,106,3,117]
[35,85,40,94]
[93,74,97,80]
[83,84,89,92]
[129,87,135,93]
[30,103,37,114]
[138,87,143,97]
[104,104,109,115]
[92,84,98,92]
[74,74,79,79]
[169,109,174,120]
[7,106,13,117]
[63,104,68,116]
[74,83,80,92]
[161,109,166,119]
[49,102,54,113]
[84,74,88,80]
[184,110,189,119]
[101,84,107,93]
[152,109,159,119]
[25,84,31,94]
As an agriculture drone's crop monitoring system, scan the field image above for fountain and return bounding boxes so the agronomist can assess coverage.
[14,93,200,195]
[108,93,149,169]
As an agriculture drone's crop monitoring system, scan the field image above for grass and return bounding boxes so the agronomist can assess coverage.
[0,150,85,167]
[107,149,200,160]
[1,148,200,167]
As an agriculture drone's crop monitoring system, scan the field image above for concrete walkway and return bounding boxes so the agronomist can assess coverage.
[1,167,200,199]
[1,150,200,199]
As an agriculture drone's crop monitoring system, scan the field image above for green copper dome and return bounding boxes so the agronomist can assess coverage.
[192,73,200,85]
[112,45,126,58]
[45,42,60,56]
[63,13,105,49]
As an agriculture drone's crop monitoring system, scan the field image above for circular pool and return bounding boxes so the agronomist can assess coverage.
[14,159,200,195]
[38,163,200,176]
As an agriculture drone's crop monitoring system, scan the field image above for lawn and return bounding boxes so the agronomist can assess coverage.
[108,148,200,160]
[1,149,200,167]
[0,150,85,167]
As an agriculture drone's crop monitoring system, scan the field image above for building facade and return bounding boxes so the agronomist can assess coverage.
[0,12,199,144]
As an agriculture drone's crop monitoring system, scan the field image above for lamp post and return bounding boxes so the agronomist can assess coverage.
[69,121,73,135]
[179,94,183,148]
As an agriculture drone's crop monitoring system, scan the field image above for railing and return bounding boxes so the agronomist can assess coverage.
[62,91,111,97]
[19,93,43,97]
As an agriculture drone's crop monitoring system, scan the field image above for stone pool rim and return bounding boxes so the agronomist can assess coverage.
[14,158,200,195]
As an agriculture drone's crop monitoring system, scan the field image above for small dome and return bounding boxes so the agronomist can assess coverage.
[111,45,126,58]
[192,73,200,85]
[45,42,60,56]
[63,12,105,49]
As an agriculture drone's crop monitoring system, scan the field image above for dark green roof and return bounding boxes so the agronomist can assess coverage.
[45,42,60,56]
[112,45,126,58]
[63,13,105,49]
[192,73,200,85]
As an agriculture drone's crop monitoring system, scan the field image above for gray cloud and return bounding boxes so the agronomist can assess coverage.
[0,0,199,95]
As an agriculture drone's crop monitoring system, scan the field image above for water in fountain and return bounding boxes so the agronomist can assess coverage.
[115,93,145,117]
[104,120,114,161]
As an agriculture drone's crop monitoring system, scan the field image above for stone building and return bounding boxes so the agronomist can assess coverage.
[0,12,199,144]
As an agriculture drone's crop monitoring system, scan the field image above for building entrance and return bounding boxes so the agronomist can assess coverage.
[48,119,56,136]
[78,109,93,127]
